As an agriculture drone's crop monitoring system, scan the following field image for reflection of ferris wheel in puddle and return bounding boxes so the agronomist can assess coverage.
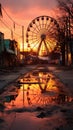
[22,72,56,107]
[26,15,60,56]
[26,85,54,107]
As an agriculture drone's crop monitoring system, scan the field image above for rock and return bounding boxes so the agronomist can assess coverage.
[37,112,46,118]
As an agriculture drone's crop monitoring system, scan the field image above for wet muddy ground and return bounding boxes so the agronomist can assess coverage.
[0,66,73,130]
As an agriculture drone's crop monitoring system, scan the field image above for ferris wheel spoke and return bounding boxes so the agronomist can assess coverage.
[34,22,42,32]
[35,96,41,104]
[42,99,45,105]
[30,40,41,50]
[45,21,49,30]
[29,37,40,44]
[45,20,48,29]
[32,94,40,101]
[39,23,43,30]
[49,24,57,32]
[31,34,40,39]
[28,30,38,35]
[47,20,58,33]
[35,17,42,30]
[39,98,43,104]
[32,34,40,40]
[47,98,50,103]
[39,97,44,104]
[46,38,56,46]
[27,34,37,37]
[48,30,57,36]
[32,41,40,49]
[43,17,48,29]
[41,18,45,28]
[38,16,47,29]
[40,17,46,29]
[47,42,56,52]
[47,37,57,45]
[47,32,57,40]
[28,23,40,33]
[47,22,55,33]
[32,26,40,33]
[44,22,47,29]
[46,33,57,41]
[27,37,37,41]
[47,20,54,29]
[47,27,57,35]
[40,23,45,29]
[45,17,49,28]
[39,18,43,29]
[45,99,48,104]
[29,36,38,40]
[44,100,46,105]
[45,18,52,30]
[28,35,40,40]
[28,38,38,42]
[46,40,54,51]
[49,30,58,39]
[48,27,58,35]
[30,40,39,47]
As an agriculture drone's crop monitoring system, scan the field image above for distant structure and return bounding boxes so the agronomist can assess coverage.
[26,15,60,64]
[0,31,20,68]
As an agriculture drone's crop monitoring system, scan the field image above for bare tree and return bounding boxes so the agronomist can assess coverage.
[56,0,73,65]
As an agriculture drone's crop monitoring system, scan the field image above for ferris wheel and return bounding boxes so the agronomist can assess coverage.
[26,15,60,56]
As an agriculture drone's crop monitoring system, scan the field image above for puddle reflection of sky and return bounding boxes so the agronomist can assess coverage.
[2,70,73,110]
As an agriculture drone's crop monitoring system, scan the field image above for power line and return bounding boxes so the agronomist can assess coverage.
[0,3,24,51]
[2,5,23,27]
[0,18,11,30]
[0,18,22,38]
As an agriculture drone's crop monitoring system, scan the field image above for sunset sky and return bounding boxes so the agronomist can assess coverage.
[0,0,58,50]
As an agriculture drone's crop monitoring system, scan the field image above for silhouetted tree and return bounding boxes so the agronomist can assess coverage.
[56,0,73,65]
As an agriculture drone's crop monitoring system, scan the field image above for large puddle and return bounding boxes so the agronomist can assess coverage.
[0,67,73,130]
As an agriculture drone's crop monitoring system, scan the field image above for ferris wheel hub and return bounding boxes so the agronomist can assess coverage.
[41,34,46,41]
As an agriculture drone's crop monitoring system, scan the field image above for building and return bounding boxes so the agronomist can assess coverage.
[4,39,19,67]
[0,31,20,68]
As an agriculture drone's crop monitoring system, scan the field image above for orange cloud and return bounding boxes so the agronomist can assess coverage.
[0,0,60,51]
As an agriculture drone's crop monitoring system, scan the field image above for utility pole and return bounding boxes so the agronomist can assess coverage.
[0,3,2,17]
[11,30,13,40]
[22,26,24,59]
